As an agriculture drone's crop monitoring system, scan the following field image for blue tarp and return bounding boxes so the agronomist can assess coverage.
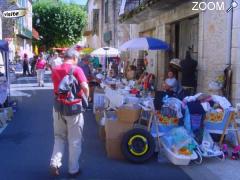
[0,40,9,52]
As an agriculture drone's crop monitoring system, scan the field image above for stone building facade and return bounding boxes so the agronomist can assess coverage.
[84,0,103,49]
[0,0,15,40]
[85,0,130,49]
[101,0,129,48]
[119,0,240,105]
[0,0,33,61]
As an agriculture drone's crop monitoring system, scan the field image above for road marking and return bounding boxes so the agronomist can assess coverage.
[11,83,52,87]
[0,124,8,134]
[10,83,53,91]
[10,90,32,97]
[10,86,53,91]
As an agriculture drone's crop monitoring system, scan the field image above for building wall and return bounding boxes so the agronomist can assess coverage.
[15,0,33,58]
[0,0,17,61]
[0,0,15,40]
[127,1,200,89]
[102,0,129,48]
[0,0,33,60]
[85,0,102,49]
[231,0,240,105]
[125,0,238,103]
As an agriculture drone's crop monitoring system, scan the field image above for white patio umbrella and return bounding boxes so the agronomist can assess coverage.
[90,47,120,57]
[91,47,120,71]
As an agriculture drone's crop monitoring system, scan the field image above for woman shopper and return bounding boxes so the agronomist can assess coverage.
[22,53,30,76]
[31,55,38,76]
[35,54,46,87]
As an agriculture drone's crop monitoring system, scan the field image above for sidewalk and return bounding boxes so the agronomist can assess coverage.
[182,158,240,180]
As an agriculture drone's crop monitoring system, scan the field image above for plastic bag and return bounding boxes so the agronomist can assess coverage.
[105,87,124,109]
[162,127,193,153]
[200,130,221,156]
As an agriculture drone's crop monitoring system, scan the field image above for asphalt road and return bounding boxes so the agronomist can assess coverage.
[0,74,192,180]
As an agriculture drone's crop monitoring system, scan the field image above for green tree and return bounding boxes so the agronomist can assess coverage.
[33,0,87,50]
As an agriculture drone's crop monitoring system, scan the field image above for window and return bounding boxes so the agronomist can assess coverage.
[93,9,99,35]
[104,0,108,23]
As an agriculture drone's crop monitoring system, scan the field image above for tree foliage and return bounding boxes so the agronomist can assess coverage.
[33,1,87,49]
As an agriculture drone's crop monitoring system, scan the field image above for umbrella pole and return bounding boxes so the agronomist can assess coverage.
[105,51,108,72]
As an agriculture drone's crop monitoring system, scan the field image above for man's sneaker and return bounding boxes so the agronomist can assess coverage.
[68,169,81,178]
[50,166,60,177]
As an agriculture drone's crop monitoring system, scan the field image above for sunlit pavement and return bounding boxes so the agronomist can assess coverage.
[2,72,239,180]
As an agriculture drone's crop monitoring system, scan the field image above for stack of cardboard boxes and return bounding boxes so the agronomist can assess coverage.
[104,105,141,160]
[93,87,142,160]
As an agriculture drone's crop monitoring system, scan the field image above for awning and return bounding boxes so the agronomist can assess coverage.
[0,40,9,52]
[32,28,39,40]
[52,47,69,51]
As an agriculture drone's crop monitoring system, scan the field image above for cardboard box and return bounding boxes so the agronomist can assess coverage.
[105,119,133,140]
[117,105,141,124]
[105,139,125,160]
[99,125,106,141]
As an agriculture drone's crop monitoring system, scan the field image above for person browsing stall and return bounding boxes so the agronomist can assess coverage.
[165,70,178,93]
[22,53,30,76]
[126,65,137,80]
[49,52,63,70]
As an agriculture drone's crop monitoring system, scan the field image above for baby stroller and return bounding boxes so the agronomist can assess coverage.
[184,106,225,163]
[156,98,199,165]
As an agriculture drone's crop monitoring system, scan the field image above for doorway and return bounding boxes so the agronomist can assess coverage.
[170,16,199,61]
[168,16,199,86]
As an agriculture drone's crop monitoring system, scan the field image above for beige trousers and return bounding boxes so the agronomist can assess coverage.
[36,69,45,86]
[50,108,84,173]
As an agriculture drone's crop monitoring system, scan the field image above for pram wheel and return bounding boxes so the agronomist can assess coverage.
[121,128,155,163]
[193,148,203,165]
[217,153,225,161]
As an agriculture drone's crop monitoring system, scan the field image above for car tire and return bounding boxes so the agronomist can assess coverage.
[121,128,155,163]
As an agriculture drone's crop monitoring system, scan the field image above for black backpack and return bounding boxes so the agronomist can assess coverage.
[54,66,88,116]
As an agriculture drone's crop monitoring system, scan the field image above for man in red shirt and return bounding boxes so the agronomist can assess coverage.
[50,48,89,177]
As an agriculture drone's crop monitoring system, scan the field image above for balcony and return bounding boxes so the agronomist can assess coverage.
[119,0,191,24]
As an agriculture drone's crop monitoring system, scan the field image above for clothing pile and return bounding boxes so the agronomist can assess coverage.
[154,93,232,164]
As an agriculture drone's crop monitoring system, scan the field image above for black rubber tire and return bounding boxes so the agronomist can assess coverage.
[121,128,155,163]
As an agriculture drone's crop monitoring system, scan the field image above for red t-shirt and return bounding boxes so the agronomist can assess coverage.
[52,63,87,95]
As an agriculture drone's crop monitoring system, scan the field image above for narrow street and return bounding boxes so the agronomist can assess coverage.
[0,74,191,180]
